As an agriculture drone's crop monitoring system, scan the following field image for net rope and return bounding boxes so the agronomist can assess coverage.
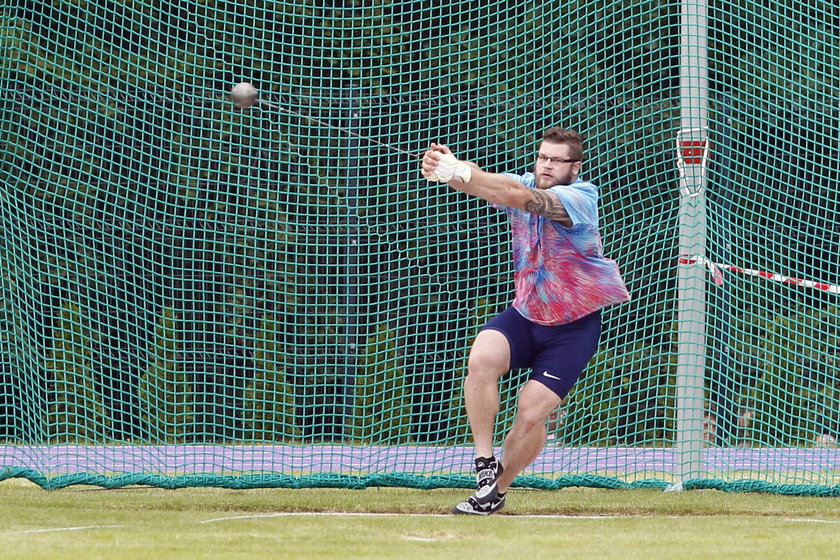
[1,0,839,493]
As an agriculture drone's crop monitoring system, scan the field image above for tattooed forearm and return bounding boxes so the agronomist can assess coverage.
[524,190,573,226]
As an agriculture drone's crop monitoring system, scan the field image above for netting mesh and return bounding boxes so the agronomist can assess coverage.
[1,0,838,493]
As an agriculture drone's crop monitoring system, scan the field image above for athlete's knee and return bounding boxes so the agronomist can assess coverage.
[513,402,552,432]
[514,382,562,430]
[466,331,510,381]
[466,349,506,381]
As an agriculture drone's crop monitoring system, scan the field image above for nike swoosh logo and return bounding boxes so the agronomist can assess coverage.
[484,497,505,512]
[541,371,562,381]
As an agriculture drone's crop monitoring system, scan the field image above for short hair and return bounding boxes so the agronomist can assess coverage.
[541,127,584,161]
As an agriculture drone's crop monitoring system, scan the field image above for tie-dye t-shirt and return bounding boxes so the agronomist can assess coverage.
[494,172,630,326]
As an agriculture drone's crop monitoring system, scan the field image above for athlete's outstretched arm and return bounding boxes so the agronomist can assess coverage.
[421,143,572,227]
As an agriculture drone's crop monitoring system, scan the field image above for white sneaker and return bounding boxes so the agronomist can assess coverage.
[452,493,506,515]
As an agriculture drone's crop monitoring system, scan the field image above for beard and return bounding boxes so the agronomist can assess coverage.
[535,170,576,189]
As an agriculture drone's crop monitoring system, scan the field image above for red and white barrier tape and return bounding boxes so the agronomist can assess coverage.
[679,255,840,295]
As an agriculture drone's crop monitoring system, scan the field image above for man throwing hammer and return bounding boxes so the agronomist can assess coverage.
[421,127,631,515]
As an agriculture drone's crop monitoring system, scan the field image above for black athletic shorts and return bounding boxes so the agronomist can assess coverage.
[481,306,602,398]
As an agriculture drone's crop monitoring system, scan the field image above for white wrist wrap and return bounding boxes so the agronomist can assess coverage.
[427,153,472,183]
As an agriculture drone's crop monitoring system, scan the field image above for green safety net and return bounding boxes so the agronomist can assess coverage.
[1,0,838,493]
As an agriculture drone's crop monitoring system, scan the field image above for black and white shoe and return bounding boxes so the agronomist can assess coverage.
[451,457,505,515]
[473,456,503,504]
[452,492,506,515]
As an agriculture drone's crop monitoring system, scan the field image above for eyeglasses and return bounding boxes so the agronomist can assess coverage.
[536,154,580,165]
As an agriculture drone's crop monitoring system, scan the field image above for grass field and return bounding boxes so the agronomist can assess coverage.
[2,478,840,559]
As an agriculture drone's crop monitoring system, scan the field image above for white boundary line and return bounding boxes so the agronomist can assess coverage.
[7,516,838,534]
[201,513,628,523]
[784,518,840,525]
[201,513,840,524]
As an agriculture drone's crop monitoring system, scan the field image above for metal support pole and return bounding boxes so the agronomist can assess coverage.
[673,0,710,488]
